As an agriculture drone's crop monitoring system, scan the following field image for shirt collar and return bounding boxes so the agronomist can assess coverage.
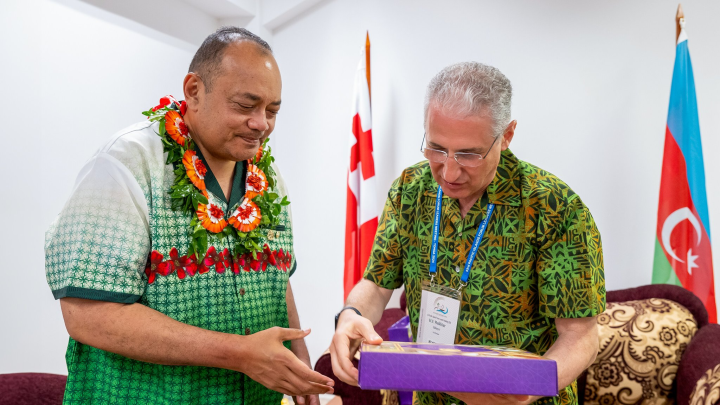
[423,148,522,207]
[486,148,522,207]
[195,148,247,209]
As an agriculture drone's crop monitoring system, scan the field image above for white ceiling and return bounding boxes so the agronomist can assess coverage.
[181,0,256,18]
[74,0,328,47]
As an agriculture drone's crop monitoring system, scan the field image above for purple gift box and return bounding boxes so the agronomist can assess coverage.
[388,316,412,343]
[387,317,414,404]
[358,342,558,397]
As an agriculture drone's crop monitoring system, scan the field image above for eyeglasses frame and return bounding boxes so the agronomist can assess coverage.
[419,132,500,168]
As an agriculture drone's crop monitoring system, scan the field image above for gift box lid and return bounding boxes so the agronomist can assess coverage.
[358,341,558,397]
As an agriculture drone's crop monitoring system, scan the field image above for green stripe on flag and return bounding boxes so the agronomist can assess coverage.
[652,237,682,286]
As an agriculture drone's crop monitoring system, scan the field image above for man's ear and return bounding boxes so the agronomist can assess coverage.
[501,120,517,151]
[183,72,203,109]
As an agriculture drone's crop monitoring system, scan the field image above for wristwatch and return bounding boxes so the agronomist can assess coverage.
[334,306,362,329]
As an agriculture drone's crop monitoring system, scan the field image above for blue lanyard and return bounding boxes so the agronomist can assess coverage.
[428,187,495,285]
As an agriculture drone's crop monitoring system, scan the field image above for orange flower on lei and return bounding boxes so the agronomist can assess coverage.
[228,198,262,232]
[197,203,227,233]
[182,150,207,191]
[165,110,190,146]
[253,147,263,163]
[245,164,268,199]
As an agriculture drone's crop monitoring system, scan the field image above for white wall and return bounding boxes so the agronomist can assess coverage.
[0,0,192,373]
[269,0,720,363]
[2,0,719,376]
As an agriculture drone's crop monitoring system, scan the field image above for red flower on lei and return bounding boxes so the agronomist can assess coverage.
[234,245,290,273]
[202,246,231,273]
[158,248,198,279]
[276,249,292,272]
[144,251,164,284]
[152,95,177,112]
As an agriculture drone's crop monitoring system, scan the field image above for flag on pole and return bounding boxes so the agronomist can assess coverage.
[653,6,716,323]
[344,33,378,301]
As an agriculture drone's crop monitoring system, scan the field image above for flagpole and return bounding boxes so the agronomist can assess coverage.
[676,4,684,43]
[365,31,371,103]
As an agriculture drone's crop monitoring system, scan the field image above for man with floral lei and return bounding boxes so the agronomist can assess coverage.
[45,27,333,405]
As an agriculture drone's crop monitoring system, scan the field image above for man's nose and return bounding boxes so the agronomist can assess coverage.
[247,111,270,132]
[442,156,462,182]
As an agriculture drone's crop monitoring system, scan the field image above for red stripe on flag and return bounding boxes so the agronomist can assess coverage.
[657,126,716,322]
[344,185,358,300]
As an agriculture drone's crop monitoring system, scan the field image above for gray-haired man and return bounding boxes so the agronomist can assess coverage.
[330,62,605,405]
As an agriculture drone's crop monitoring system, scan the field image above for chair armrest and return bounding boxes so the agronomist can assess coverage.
[677,324,720,405]
[314,353,382,405]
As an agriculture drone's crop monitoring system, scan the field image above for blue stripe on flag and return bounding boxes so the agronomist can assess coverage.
[666,40,712,240]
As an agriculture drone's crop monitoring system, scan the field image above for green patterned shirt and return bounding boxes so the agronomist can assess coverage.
[45,121,296,405]
[364,149,605,405]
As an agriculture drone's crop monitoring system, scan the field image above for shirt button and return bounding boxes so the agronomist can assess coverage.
[245,328,251,335]
[239,288,246,296]
[455,266,461,273]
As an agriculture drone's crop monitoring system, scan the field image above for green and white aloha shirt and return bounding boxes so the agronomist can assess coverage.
[364,149,606,405]
[45,121,297,405]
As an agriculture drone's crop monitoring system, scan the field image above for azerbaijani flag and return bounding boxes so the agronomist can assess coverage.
[653,14,716,323]
[344,33,378,301]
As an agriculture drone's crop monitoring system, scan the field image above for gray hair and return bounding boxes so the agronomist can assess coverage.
[424,62,513,138]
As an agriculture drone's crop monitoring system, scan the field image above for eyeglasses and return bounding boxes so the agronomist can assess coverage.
[419,133,499,168]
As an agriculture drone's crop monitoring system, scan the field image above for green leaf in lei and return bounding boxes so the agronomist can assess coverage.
[141,100,290,263]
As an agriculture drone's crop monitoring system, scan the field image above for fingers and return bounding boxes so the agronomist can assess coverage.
[276,327,311,342]
[354,318,383,345]
[285,354,334,387]
[329,333,358,385]
[293,394,321,405]
[329,315,381,386]
[279,373,334,397]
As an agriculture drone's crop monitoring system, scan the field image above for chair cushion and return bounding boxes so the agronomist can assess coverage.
[688,364,720,405]
[584,298,698,405]
[0,373,67,405]
[679,324,720,405]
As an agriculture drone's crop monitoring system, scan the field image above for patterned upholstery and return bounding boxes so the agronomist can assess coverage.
[689,364,720,405]
[320,285,720,405]
[584,299,698,405]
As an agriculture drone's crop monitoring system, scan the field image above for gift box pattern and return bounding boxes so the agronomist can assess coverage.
[358,342,558,397]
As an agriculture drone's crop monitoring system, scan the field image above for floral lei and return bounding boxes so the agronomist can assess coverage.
[141,96,291,282]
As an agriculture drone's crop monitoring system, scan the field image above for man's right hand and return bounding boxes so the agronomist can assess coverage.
[238,327,335,397]
[329,309,383,386]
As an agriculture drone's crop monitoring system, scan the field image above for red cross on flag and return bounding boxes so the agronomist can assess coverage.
[344,33,378,300]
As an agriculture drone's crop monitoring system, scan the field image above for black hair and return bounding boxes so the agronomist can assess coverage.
[188,26,272,92]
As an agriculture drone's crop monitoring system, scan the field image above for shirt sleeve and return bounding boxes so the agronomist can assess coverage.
[45,152,151,303]
[363,177,404,290]
[536,195,606,318]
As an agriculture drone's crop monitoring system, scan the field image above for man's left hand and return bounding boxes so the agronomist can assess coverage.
[447,392,536,405]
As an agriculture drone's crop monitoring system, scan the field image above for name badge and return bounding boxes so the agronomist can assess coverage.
[416,279,461,344]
